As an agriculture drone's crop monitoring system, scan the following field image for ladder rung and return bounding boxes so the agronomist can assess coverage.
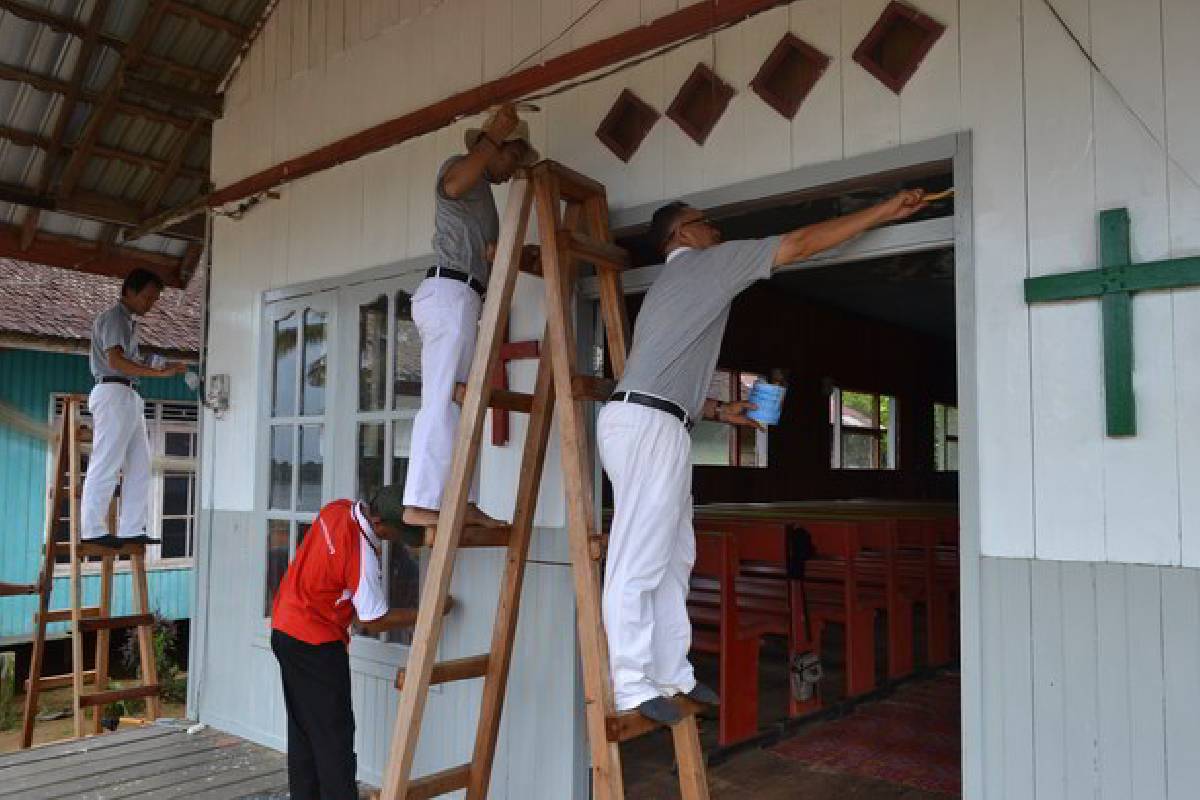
[55,540,146,557]
[79,684,160,708]
[26,670,98,692]
[395,654,489,690]
[38,607,101,624]
[406,763,471,800]
[0,582,38,597]
[423,526,511,548]
[605,696,706,742]
[79,613,155,633]
[538,160,606,200]
[453,383,534,413]
[571,375,615,402]
[566,231,629,271]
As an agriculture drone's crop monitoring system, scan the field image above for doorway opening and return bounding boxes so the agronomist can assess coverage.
[600,158,964,799]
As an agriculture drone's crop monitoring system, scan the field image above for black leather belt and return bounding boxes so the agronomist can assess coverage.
[98,376,134,387]
[608,391,694,431]
[426,266,486,298]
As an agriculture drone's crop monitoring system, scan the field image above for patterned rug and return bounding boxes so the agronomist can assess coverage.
[770,672,961,796]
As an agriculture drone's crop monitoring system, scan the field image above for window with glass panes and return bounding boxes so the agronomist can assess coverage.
[50,396,198,568]
[933,403,958,471]
[352,289,422,642]
[263,301,330,615]
[691,369,769,468]
[829,388,898,470]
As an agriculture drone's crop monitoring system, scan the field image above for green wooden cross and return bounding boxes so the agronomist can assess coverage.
[1024,208,1200,437]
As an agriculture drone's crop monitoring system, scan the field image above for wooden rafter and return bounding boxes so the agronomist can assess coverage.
[140,117,206,216]
[0,62,215,126]
[56,1,169,202]
[0,223,186,284]
[0,124,208,182]
[0,180,205,241]
[19,0,107,250]
[164,1,251,39]
[0,0,222,84]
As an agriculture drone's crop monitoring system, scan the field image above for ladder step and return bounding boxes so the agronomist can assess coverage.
[55,540,146,557]
[38,607,102,624]
[406,763,471,800]
[453,383,534,413]
[571,375,615,402]
[26,670,97,692]
[566,231,629,271]
[79,684,160,708]
[0,582,38,597]
[605,696,706,742]
[79,613,155,633]
[423,526,511,548]
[395,654,489,690]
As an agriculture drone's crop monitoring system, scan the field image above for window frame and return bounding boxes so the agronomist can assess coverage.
[259,291,337,617]
[691,368,769,469]
[933,402,959,472]
[829,386,899,471]
[48,395,199,574]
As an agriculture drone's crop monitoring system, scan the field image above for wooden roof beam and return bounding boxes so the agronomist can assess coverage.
[0,180,205,241]
[0,124,208,182]
[19,0,106,250]
[0,1,223,84]
[123,75,223,119]
[0,62,214,126]
[164,2,251,40]
[57,1,170,201]
[0,223,186,284]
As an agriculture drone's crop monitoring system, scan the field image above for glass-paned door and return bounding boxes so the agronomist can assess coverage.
[262,293,335,615]
[336,276,426,643]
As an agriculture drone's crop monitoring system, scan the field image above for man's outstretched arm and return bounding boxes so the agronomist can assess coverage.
[773,189,928,268]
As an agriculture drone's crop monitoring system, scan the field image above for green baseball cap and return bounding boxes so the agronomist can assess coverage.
[368,484,406,528]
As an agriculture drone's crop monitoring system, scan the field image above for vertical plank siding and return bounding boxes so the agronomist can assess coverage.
[0,350,193,641]
[987,557,1200,800]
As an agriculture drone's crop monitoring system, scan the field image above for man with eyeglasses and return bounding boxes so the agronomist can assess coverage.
[599,190,928,723]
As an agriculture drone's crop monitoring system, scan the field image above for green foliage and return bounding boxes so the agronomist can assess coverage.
[120,614,187,704]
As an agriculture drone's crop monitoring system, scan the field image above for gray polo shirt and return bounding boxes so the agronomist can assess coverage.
[90,302,140,381]
[432,156,499,284]
[615,237,781,420]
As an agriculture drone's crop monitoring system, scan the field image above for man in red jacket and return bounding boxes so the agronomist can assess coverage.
[271,484,417,800]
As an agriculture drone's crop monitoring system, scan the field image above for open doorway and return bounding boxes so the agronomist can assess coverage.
[597,151,965,799]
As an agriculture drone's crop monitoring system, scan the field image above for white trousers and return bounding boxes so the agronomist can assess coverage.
[597,401,697,711]
[81,383,151,539]
[403,277,482,510]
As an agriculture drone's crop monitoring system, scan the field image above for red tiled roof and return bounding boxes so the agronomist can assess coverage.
[0,260,201,355]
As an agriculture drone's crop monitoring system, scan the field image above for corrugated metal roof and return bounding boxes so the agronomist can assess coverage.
[0,0,271,285]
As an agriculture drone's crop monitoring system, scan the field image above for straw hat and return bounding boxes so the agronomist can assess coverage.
[464,120,540,165]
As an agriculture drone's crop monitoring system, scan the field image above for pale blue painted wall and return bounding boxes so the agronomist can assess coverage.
[0,348,195,641]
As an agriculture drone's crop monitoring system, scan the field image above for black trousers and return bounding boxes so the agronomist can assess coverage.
[271,629,358,800]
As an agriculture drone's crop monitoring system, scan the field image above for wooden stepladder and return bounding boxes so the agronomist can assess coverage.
[379,161,710,800]
[21,394,160,748]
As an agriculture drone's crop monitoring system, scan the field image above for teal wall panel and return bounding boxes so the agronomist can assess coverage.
[0,349,195,642]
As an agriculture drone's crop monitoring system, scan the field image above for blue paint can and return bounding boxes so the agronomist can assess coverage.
[746,380,786,425]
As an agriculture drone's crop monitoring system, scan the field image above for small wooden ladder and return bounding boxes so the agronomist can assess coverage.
[377,161,710,800]
[20,394,160,748]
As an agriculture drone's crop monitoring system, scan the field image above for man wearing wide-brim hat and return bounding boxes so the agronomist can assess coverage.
[403,103,539,530]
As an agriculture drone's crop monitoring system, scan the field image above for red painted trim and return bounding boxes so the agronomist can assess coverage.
[209,0,789,207]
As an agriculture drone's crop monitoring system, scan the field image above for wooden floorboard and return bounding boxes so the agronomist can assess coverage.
[0,724,294,800]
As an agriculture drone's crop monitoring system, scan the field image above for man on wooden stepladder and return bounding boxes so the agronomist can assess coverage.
[272,485,421,800]
[601,190,929,722]
[402,102,540,530]
[82,268,187,549]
